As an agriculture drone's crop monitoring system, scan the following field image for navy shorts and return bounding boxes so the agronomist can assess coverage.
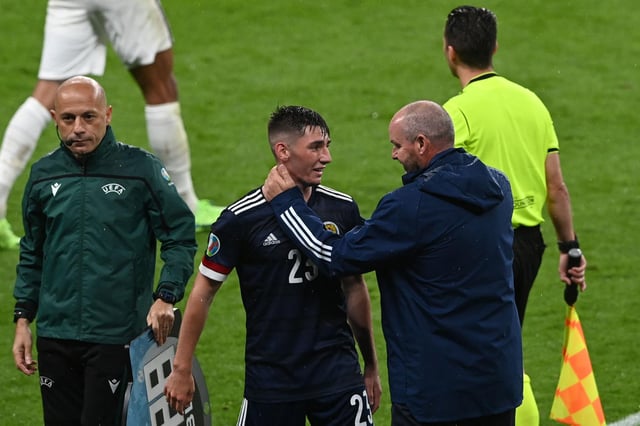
[237,386,373,426]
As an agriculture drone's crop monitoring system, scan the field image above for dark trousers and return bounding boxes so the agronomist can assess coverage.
[37,336,130,426]
[391,403,515,426]
[512,225,546,326]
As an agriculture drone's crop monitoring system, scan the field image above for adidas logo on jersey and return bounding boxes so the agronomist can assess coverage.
[262,233,281,246]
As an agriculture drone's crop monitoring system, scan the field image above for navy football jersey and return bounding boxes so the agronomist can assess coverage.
[199,185,365,403]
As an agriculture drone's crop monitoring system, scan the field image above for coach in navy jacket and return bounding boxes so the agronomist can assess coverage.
[263,100,523,425]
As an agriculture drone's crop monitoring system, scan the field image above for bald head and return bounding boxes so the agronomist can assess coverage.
[391,101,454,151]
[388,100,455,173]
[52,76,112,159]
[55,76,108,111]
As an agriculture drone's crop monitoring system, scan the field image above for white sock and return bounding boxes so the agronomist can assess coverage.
[0,97,52,218]
[144,102,198,212]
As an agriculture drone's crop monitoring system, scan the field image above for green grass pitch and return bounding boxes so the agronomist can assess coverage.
[1,1,638,424]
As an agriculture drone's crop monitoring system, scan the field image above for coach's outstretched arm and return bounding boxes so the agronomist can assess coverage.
[263,165,418,279]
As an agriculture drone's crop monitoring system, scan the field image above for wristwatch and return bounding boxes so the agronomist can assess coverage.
[153,289,178,304]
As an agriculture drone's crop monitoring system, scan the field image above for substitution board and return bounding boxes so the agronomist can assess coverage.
[124,309,212,425]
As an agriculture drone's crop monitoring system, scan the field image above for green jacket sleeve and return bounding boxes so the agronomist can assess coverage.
[145,155,198,302]
[14,168,45,318]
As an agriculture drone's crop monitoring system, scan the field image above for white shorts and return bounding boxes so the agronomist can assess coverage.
[38,0,173,80]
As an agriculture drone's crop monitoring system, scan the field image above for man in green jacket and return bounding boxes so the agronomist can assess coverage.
[11,75,197,426]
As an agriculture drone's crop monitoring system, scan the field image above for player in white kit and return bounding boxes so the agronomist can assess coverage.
[0,0,222,249]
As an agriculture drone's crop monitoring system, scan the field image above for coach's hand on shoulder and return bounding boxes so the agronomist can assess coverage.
[262,164,295,201]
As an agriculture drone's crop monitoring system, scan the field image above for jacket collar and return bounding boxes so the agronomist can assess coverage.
[401,148,458,185]
[62,125,117,162]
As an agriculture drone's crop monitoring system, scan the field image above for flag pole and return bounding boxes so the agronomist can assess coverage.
[550,250,606,425]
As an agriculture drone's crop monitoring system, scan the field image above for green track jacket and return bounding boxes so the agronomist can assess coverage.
[14,126,197,344]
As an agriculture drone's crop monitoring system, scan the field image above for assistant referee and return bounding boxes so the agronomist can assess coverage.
[442,6,587,325]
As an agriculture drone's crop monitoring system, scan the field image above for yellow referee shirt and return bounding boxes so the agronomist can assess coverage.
[444,73,559,228]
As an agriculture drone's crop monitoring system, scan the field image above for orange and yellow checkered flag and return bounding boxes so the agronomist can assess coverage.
[550,306,606,425]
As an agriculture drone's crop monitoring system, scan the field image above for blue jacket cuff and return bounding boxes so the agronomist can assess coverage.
[271,187,304,214]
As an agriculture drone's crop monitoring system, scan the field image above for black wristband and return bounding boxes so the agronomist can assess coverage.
[14,300,37,323]
[13,309,35,323]
[558,236,579,253]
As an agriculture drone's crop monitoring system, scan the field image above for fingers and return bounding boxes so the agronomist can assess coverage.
[166,393,192,415]
[364,372,382,414]
[164,373,195,414]
[173,395,194,415]
[276,163,294,186]
[15,358,36,375]
[22,360,38,375]
[153,318,173,345]
[13,325,37,375]
[575,256,587,291]
[567,258,586,289]
[148,301,175,345]
[153,324,169,346]
[558,254,587,290]
[568,266,587,292]
[263,165,287,201]
[13,347,37,375]
[370,379,382,413]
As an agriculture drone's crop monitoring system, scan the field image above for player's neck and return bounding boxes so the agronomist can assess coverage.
[299,185,313,202]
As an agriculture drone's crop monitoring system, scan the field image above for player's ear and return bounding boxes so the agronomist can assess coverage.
[274,141,290,162]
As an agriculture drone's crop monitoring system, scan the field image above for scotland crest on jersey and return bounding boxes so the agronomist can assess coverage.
[323,221,340,234]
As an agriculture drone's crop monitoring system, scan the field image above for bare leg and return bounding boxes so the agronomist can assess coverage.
[130,49,198,212]
[0,80,60,248]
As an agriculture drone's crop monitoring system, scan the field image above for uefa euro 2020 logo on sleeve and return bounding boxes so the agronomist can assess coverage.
[206,233,220,257]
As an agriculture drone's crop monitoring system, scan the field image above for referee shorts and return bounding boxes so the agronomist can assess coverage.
[36,336,130,426]
[512,225,546,326]
[39,0,173,80]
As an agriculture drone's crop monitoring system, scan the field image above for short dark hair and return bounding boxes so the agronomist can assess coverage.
[268,105,330,144]
[444,5,497,69]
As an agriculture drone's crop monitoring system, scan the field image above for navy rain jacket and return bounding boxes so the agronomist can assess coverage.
[270,148,523,422]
